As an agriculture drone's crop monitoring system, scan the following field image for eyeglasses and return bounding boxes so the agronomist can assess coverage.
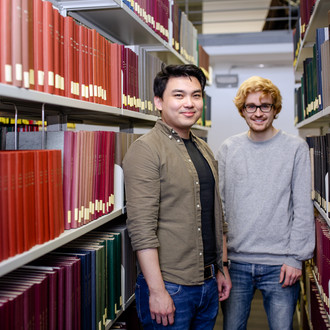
[243,103,273,113]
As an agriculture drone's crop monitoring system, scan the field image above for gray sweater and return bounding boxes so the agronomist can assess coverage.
[216,130,315,269]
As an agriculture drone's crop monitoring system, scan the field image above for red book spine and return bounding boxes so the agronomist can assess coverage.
[47,150,56,239]
[33,0,44,91]
[78,24,85,100]
[63,131,73,230]
[110,43,116,108]
[86,131,94,222]
[91,29,98,104]
[14,152,24,254]
[87,28,93,102]
[121,45,127,109]
[92,131,100,220]
[103,132,110,214]
[70,132,79,228]
[11,0,23,87]
[0,152,9,261]
[21,0,30,88]
[53,7,61,95]
[34,150,46,245]
[105,40,111,106]
[100,36,105,105]
[27,0,34,89]
[59,13,65,96]
[96,33,103,104]
[77,131,85,225]
[96,131,105,218]
[0,0,12,84]
[73,22,79,99]
[63,15,74,98]
[109,132,115,213]
[52,149,64,238]
[84,26,89,101]
[43,0,54,94]
[56,149,65,235]
[22,151,36,251]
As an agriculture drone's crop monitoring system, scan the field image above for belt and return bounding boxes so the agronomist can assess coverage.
[204,264,217,280]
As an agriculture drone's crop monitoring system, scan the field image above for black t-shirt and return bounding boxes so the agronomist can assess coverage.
[183,137,217,267]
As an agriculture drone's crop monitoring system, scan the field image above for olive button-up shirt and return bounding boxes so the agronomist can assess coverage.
[123,120,226,285]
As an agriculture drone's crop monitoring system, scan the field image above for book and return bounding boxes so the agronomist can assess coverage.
[54,248,92,330]
[34,150,47,245]
[21,0,30,88]
[11,0,23,87]
[0,0,12,84]
[0,152,10,261]
[53,6,61,95]
[109,223,137,306]
[22,150,36,251]
[63,15,74,98]
[33,0,44,91]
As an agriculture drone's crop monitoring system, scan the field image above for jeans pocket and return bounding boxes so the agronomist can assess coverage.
[164,281,181,297]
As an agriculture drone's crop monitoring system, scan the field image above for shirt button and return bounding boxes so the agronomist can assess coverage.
[188,159,192,162]
[198,228,201,231]
[169,135,172,139]
[197,204,200,208]
[196,181,199,185]
[177,139,180,143]
[199,252,202,256]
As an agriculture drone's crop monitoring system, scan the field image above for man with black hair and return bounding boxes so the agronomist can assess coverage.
[123,64,231,328]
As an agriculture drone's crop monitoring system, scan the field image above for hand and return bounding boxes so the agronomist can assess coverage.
[279,264,301,288]
[149,289,176,326]
[217,267,232,301]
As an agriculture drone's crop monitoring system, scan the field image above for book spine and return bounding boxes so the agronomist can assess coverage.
[11,0,23,87]
[43,0,54,94]
[33,0,44,91]
[0,0,13,84]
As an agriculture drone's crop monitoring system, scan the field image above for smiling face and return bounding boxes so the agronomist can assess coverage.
[154,76,204,139]
[243,91,276,141]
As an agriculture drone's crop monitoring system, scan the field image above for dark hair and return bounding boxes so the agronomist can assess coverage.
[153,64,206,98]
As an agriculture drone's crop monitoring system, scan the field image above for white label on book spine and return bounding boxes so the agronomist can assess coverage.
[16,63,23,81]
[5,64,12,82]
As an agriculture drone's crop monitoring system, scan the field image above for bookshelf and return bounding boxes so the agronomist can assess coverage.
[0,0,210,328]
[294,0,330,328]
[294,0,330,74]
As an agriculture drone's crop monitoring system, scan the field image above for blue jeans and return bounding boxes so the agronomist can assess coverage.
[221,261,300,330]
[135,272,219,329]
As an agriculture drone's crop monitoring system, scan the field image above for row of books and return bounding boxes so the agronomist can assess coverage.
[306,134,330,216]
[123,0,169,43]
[0,149,64,262]
[293,0,316,62]
[133,46,163,115]
[2,130,140,262]
[313,213,330,315]
[299,262,330,330]
[0,0,211,118]
[0,0,123,106]
[294,27,330,124]
[0,221,138,330]
[306,273,330,330]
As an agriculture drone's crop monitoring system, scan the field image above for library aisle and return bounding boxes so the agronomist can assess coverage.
[215,290,299,329]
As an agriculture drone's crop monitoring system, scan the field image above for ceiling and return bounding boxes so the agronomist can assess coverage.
[175,0,300,34]
[175,0,299,70]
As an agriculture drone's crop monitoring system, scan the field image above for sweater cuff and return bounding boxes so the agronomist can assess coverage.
[284,257,302,270]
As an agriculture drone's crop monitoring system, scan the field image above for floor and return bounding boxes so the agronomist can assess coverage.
[215,289,300,329]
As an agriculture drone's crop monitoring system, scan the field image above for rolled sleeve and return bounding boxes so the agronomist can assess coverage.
[123,140,161,251]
